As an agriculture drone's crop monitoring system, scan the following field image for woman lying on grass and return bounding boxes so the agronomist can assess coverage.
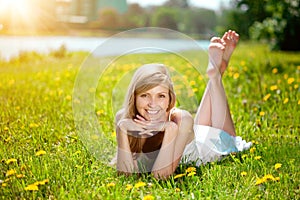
[113,30,252,179]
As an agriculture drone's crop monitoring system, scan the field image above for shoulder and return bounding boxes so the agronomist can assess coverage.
[170,108,193,124]
[115,108,125,123]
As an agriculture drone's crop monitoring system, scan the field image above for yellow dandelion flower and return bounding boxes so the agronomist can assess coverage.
[189,80,196,86]
[272,68,278,74]
[25,184,39,191]
[125,184,133,191]
[242,154,248,159]
[233,73,240,79]
[65,95,72,101]
[241,171,247,176]
[297,66,300,70]
[255,178,267,185]
[175,188,181,192]
[4,137,11,142]
[16,174,25,178]
[6,158,17,165]
[192,88,198,93]
[35,179,49,186]
[111,131,116,137]
[251,140,259,145]
[187,172,196,177]
[298,100,300,105]
[29,123,39,128]
[106,182,115,187]
[287,77,295,84]
[174,173,185,179]
[263,93,271,101]
[263,174,276,181]
[294,84,299,89]
[254,156,262,160]
[275,177,280,181]
[35,150,46,156]
[270,85,278,91]
[134,181,146,188]
[4,127,9,131]
[185,167,196,173]
[274,163,282,170]
[259,111,265,116]
[6,169,16,177]
[250,147,256,154]
[143,195,154,200]
[283,98,289,104]
[2,183,7,187]
[96,109,105,116]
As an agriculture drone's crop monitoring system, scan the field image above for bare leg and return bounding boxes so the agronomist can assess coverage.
[195,31,239,136]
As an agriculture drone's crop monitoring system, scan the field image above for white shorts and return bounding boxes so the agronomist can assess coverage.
[181,125,252,166]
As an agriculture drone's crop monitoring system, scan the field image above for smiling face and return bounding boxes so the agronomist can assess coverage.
[135,84,170,121]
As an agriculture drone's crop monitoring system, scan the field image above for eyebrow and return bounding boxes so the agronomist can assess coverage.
[140,91,168,95]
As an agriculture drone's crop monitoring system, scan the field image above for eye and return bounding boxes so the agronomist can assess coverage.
[140,94,147,98]
[159,94,166,98]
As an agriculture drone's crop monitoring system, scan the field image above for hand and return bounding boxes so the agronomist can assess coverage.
[134,115,170,137]
[117,118,155,138]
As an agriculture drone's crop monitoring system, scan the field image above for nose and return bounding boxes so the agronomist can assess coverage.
[148,97,157,107]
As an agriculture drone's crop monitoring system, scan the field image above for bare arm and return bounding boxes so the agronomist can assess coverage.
[151,121,179,179]
[151,110,194,179]
[115,109,138,174]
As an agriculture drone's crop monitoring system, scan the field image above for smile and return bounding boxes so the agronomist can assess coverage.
[146,110,160,115]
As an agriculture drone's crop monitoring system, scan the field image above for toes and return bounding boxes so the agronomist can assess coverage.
[222,31,229,40]
[209,42,225,50]
[210,36,221,43]
[227,30,239,43]
[210,37,226,48]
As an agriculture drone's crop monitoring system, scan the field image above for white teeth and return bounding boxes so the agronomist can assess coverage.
[147,110,159,114]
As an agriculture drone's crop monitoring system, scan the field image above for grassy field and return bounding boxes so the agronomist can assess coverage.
[0,43,299,199]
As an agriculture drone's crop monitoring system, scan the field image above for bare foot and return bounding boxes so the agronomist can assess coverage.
[220,30,239,74]
[206,37,225,78]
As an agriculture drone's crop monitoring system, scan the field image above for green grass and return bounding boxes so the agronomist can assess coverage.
[0,43,299,199]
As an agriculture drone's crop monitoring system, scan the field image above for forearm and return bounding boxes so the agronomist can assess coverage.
[116,127,138,173]
[152,122,179,179]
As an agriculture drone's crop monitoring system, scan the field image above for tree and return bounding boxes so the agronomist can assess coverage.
[151,7,179,30]
[249,0,300,50]
[98,7,120,29]
[184,8,217,35]
[121,3,148,28]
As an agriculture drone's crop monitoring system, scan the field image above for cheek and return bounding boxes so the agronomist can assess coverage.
[135,97,145,109]
[161,98,170,109]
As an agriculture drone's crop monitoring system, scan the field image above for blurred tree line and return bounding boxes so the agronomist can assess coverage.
[94,0,299,51]
[93,1,217,39]
[0,0,299,51]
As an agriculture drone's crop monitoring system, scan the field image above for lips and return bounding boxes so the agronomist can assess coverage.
[146,110,160,115]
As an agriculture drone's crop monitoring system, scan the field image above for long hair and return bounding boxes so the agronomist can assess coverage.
[122,63,176,120]
[120,63,176,153]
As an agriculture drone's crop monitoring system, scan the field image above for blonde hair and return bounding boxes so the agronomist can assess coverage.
[121,63,176,120]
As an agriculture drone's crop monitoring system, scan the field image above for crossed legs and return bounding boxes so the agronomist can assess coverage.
[194,30,239,136]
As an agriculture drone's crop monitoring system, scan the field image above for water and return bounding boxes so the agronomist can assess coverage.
[0,35,209,60]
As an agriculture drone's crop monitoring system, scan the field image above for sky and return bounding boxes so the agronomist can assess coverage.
[126,0,230,10]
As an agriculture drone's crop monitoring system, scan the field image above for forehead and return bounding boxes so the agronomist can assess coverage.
[142,85,169,94]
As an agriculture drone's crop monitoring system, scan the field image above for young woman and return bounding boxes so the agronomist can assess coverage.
[113,30,252,179]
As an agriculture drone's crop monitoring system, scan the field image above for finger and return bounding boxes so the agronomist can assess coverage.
[136,115,146,121]
[134,118,148,126]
